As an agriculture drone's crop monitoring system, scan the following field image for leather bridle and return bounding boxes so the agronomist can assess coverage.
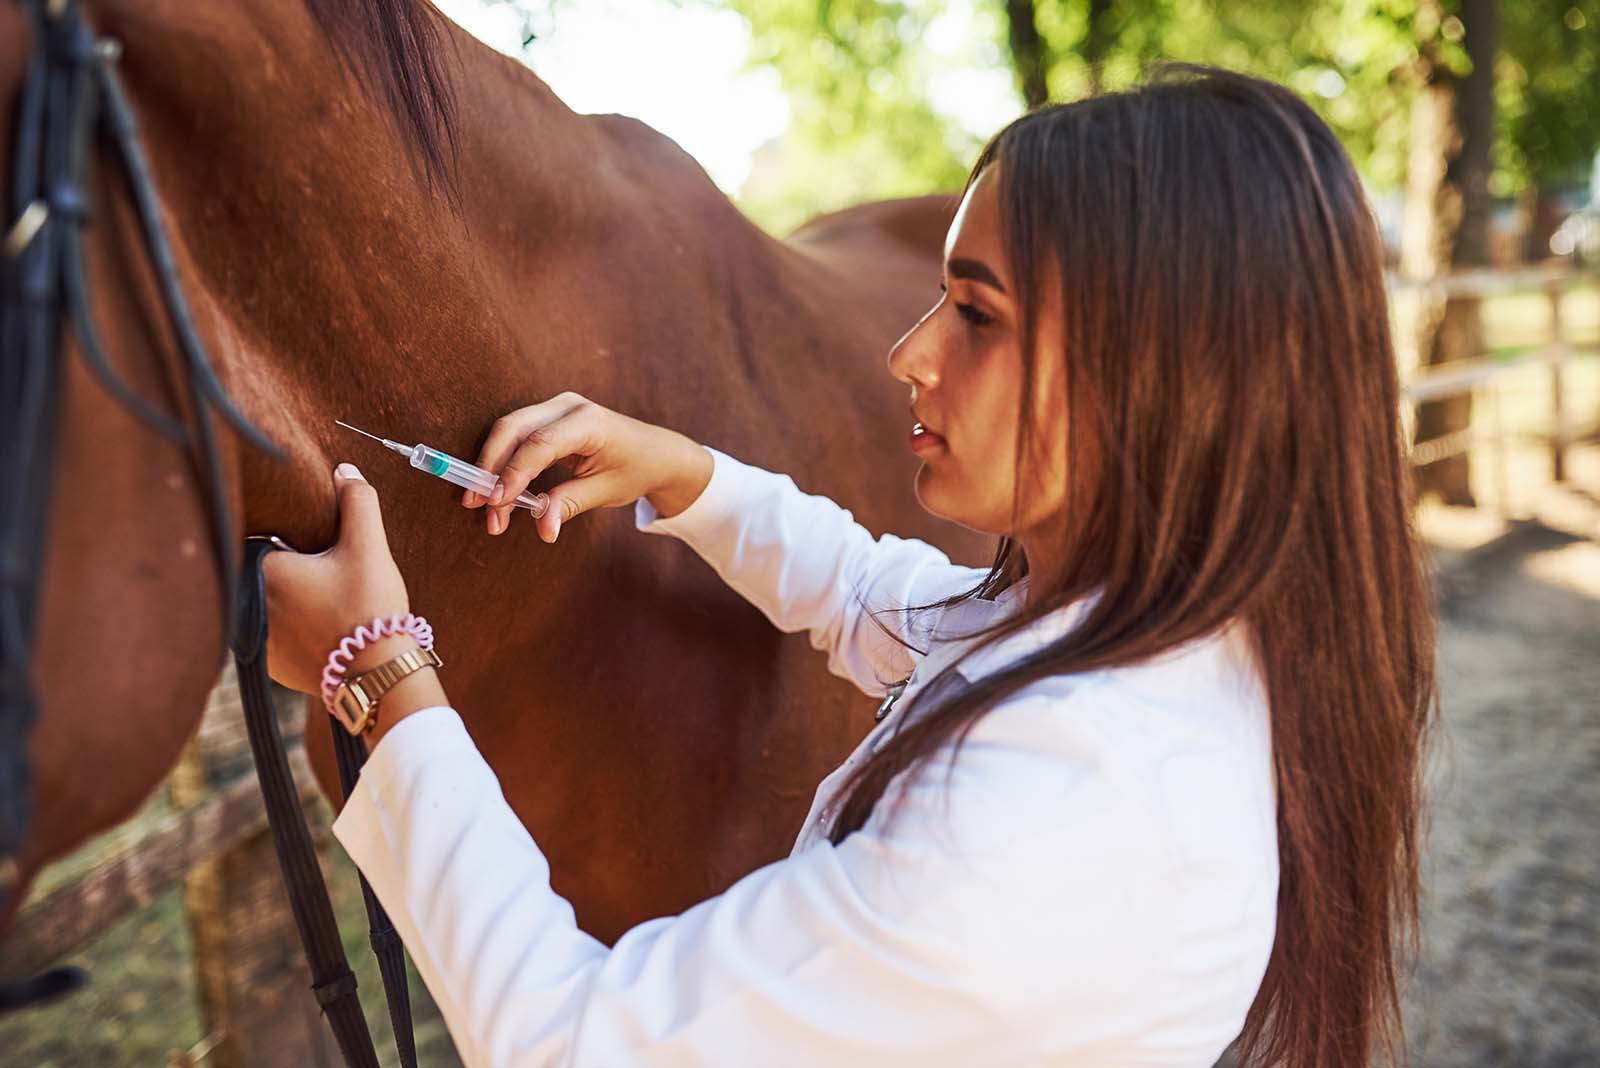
[2,3,417,1064]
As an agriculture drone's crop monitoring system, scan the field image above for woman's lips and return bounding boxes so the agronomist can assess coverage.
[910,422,946,453]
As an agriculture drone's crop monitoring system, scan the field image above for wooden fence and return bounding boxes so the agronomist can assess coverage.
[0,668,347,1067]
[1393,264,1599,513]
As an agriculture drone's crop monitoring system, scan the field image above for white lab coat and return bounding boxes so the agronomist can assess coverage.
[331,445,1279,1067]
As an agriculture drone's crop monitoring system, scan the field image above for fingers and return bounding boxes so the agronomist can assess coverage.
[260,541,294,594]
[532,469,627,543]
[485,403,601,535]
[333,462,389,552]
[461,392,587,509]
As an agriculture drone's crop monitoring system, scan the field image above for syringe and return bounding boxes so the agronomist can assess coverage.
[336,420,551,518]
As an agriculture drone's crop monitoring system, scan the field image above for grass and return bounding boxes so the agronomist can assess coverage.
[0,886,201,1066]
[0,800,461,1068]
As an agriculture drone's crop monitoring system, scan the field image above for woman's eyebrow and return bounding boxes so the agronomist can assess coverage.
[946,256,1008,295]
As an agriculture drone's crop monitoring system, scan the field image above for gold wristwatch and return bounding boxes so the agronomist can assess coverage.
[331,646,443,736]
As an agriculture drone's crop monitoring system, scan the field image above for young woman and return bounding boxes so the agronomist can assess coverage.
[265,65,1435,1067]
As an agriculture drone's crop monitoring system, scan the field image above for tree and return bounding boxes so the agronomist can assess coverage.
[1499,0,1600,255]
[1005,0,1049,107]
[724,0,983,233]
[1397,0,1495,505]
[489,0,1600,505]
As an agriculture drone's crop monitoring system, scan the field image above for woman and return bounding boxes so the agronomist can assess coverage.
[265,65,1434,1066]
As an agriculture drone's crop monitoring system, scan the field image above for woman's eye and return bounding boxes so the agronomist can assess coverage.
[937,280,993,328]
[956,302,993,327]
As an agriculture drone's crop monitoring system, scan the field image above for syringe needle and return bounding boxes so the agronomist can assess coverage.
[335,419,388,445]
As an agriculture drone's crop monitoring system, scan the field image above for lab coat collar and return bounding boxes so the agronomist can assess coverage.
[937,576,1103,686]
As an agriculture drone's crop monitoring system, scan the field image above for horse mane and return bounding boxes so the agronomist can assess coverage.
[303,0,459,197]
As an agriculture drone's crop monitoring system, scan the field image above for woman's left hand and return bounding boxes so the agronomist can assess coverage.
[263,463,412,696]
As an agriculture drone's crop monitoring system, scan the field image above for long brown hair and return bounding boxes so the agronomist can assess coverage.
[829,64,1436,1067]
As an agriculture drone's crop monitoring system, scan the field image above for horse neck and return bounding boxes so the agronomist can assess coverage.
[96,0,767,549]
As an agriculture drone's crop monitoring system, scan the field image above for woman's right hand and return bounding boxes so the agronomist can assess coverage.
[461,391,713,543]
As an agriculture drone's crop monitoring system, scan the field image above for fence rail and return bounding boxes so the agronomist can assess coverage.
[1,668,343,1066]
[0,745,315,978]
[1392,264,1598,510]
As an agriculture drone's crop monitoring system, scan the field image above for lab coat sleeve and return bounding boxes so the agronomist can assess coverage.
[331,685,1173,1068]
[633,446,990,696]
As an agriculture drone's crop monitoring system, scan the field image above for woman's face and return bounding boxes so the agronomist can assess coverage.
[888,163,1068,548]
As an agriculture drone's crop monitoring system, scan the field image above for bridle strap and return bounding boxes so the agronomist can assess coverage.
[1,4,418,1062]
[235,537,417,1068]
[0,0,269,1009]
[2,0,286,874]
[0,0,99,1012]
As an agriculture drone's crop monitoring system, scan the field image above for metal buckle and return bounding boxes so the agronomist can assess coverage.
[875,678,909,722]
[245,533,300,553]
[3,202,49,258]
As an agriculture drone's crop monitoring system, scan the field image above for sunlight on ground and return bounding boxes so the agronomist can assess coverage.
[1522,541,1600,600]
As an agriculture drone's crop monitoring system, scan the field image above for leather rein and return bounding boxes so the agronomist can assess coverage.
[1,3,418,1064]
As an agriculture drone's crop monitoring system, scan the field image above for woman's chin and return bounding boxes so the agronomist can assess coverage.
[914,469,1007,536]
[913,467,965,525]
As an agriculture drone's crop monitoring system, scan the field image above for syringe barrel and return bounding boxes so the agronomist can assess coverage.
[407,444,549,517]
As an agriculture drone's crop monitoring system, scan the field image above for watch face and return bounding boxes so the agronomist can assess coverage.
[332,685,375,735]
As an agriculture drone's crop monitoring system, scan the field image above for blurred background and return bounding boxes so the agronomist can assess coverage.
[3,0,1596,1065]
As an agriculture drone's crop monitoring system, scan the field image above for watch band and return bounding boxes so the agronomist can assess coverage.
[330,646,443,736]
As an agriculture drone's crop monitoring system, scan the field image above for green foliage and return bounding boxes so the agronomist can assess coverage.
[487,0,1598,216]
[727,0,1442,218]
[1010,0,1455,188]
[724,0,982,233]
[1498,1,1600,189]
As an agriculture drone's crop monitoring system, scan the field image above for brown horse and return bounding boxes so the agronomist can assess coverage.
[2,0,992,956]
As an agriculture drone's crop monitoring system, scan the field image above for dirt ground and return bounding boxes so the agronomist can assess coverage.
[1403,463,1600,1066]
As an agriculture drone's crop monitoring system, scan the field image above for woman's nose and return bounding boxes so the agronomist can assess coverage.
[887,310,942,389]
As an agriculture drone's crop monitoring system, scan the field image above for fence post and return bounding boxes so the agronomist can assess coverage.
[170,666,338,1068]
[1485,380,1512,519]
[1545,279,1568,482]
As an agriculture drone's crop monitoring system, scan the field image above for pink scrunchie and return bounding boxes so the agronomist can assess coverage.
[320,613,436,714]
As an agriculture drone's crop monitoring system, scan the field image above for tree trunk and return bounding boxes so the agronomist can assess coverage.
[1405,0,1498,506]
[1083,0,1115,94]
[1005,0,1049,109]
[1522,183,1565,262]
